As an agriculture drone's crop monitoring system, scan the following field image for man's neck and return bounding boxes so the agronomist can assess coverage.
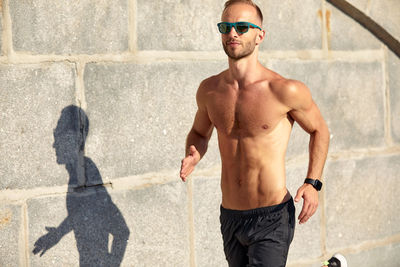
[227,51,261,86]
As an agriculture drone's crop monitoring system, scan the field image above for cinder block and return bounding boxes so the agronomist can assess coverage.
[111,181,190,266]
[389,51,400,143]
[344,0,369,13]
[192,177,226,267]
[370,0,400,42]
[84,61,226,180]
[286,123,310,159]
[0,204,21,267]
[137,0,222,51]
[0,13,2,55]
[0,63,77,190]
[268,60,385,152]
[10,0,128,54]
[137,0,323,51]
[324,155,400,251]
[260,0,322,50]
[345,242,400,267]
[327,2,381,50]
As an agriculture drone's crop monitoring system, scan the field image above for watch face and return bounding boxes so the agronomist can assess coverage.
[305,178,323,191]
[315,180,322,190]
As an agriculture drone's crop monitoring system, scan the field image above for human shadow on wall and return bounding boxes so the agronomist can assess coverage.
[32,105,130,266]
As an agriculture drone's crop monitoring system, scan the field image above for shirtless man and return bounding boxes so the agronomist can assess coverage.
[180,0,330,266]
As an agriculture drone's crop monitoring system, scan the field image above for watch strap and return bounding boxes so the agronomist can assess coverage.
[304,178,323,191]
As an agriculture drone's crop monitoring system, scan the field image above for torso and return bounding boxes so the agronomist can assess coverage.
[203,69,294,210]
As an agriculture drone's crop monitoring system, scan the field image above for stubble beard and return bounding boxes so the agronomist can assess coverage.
[223,37,257,60]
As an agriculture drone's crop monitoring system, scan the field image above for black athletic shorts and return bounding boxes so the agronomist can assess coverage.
[220,198,295,267]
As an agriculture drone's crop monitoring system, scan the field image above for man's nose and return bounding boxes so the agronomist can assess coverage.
[227,26,239,37]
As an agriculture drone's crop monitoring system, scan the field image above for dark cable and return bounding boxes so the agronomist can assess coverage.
[327,0,400,58]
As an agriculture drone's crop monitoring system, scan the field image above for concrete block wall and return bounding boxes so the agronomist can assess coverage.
[0,0,399,266]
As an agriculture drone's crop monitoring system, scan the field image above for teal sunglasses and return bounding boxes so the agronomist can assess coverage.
[217,21,262,34]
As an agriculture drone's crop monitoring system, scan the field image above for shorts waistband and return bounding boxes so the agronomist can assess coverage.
[220,197,293,219]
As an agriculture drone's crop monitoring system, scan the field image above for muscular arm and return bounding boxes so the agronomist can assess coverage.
[285,81,330,180]
[274,79,330,223]
[180,81,214,181]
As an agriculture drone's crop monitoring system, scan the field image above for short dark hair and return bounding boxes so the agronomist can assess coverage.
[223,0,263,23]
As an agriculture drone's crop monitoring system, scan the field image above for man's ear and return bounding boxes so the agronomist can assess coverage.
[256,30,266,45]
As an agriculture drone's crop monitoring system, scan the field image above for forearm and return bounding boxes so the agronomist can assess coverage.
[185,128,210,159]
[306,125,330,179]
[56,217,73,236]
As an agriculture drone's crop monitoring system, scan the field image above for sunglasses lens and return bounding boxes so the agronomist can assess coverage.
[236,22,249,33]
[218,23,230,34]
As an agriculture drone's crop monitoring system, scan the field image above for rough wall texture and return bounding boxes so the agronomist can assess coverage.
[0,0,399,266]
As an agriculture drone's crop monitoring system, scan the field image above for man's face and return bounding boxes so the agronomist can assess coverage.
[220,3,263,60]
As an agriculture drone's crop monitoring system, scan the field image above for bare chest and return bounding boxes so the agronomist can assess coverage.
[207,88,286,137]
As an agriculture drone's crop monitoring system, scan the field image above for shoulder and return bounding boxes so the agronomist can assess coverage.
[198,71,226,91]
[196,71,226,103]
[269,78,313,110]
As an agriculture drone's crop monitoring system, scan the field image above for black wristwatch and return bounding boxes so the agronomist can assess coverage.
[304,178,323,191]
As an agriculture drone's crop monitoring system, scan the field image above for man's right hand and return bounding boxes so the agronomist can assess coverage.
[32,227,60,256]
[180,145,201,182]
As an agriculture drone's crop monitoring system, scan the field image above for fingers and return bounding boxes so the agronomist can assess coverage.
[296,185,319,224]
[32,246,41,255]
[188,145,201,162]
[180,146,200,182]
[180,159,187,181]
[298,204,317,224]
[294,187,304,203]
[180,157,194,182]
[189,145,197,155]
[180,164,187,182]
[298,202,311,224]
[298,198,318,224]
[40,248,48,257]
[32,244,47,257]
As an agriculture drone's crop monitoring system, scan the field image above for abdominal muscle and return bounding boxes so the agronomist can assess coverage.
[218,118,293,210]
